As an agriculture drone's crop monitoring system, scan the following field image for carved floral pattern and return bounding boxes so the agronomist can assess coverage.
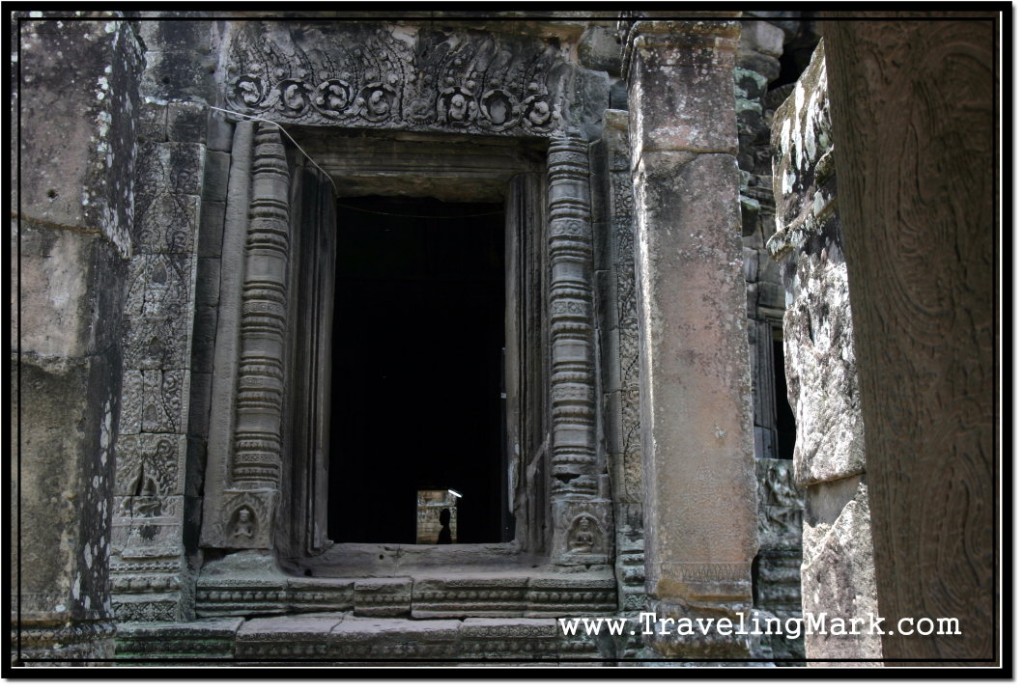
[225,23,566,135]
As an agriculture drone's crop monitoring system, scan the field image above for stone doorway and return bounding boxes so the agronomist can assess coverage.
[328,195,508,544]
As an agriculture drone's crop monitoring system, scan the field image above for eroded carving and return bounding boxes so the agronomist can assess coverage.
[756,457,804,549]
[224,23,567,135]
[568,514,600,554]
[221,491,275,548]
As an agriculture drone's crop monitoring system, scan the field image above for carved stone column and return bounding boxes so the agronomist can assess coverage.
[625,20,759,658]
[547,136,611,567]
[203,122,292,550]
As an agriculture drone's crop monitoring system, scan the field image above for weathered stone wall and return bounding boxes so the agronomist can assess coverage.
[822,18,995,663]
[734,17,806,662]
[109,20,224,622]
[593,110,646,627]
[768,41,881,664]
[14,16,143,661]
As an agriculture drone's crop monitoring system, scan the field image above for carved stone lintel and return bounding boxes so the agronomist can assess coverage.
[225,23,568,136]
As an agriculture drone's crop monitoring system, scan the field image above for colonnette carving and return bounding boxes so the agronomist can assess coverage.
[547,138,612,566]
[224,23,568,135]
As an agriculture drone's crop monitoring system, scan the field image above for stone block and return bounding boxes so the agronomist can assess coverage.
[198,200,226,258]
[737,51,781,84]
[235,615,344,659]
[631,148,756,606]
[353,578,412,617]
[136,141,206,197]
[122,252,195,371]
[332,618,460,659]
[137,101,168,142]
[114,495,186,559]
[206,112,234,152]
[628,28,739,158]
[784,255,865,486]
[116,618,244,660]
[114,433,188,497]
[411,576,529,618]
[195,258,221,307]
[742,247,759,282]
[168,100,207,144]
[758,280,784,311]
[141,368,189,434]
[802,477,882,663]
[201,151,231,202]
[18,222,126,359]
[15,352,120,624]
[141,50,217,102]
[740,20,785,58]
[579,25,622,75]
[771,42,831,237]
[568,67,610,139]
[19,20,143,255]
[458,617,561,658]
[134,193,201,254]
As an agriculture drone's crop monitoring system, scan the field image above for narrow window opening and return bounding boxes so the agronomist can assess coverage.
[328,196,507,544]
[772,336,797,460]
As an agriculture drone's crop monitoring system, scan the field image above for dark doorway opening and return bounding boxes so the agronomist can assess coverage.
[772,337,797,459]
[329,196,506,544]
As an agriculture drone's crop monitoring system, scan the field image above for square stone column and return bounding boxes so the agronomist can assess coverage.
[15,18,143,662]
[624,20,758,658]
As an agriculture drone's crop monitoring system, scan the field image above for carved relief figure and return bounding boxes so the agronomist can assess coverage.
[232,507,256,540]
[569,516,597,554]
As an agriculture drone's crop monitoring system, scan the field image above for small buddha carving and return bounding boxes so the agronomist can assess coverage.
[233,507,255,539]
[570,516,596,553]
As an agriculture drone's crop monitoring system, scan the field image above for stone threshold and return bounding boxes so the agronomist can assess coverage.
[115,615,612,663]
[195,551,619,619]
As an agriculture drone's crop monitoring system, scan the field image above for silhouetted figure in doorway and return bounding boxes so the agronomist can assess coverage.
[437,508,452,544]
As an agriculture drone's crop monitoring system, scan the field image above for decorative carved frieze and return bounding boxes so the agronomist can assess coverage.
[224,23,569,136]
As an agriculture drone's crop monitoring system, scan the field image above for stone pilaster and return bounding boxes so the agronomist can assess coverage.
[625,20,759,659]
[767,42,882,665]
[14,17,143,661]
[546,136,611,567]
[593,110,646,611]
[110,99,209,624]
[213,122,292,551]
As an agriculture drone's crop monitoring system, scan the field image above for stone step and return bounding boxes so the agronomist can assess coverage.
[116,615,610,663]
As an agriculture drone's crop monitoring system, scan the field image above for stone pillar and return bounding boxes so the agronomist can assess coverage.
[767,42,882,665]
[822,18,996,663]
[205,122,292,550]
[593,110,646,616]
[623,20,758,658]
[14,18,142,661]
[546,136,612,567]
[109,97,211,623]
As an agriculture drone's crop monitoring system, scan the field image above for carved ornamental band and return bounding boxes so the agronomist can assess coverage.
[224,23,568,135]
